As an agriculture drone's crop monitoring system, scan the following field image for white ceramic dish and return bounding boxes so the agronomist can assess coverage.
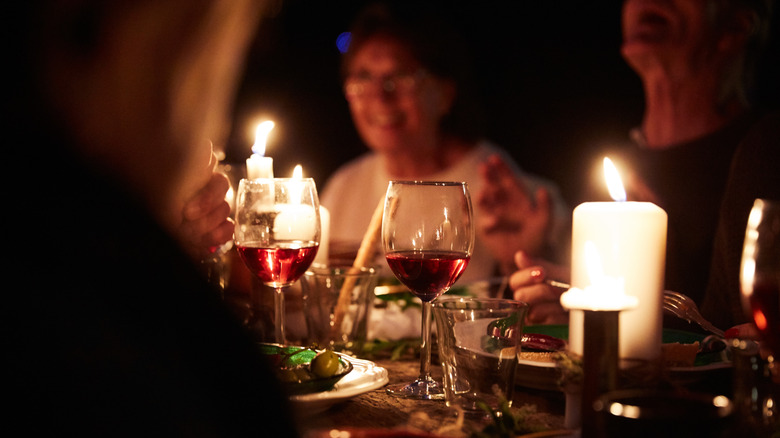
[290,356,389,414]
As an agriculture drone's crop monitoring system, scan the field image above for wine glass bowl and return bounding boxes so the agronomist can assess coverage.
[382,181,474,399]
[234,178,321,345]
[740,198,780,356]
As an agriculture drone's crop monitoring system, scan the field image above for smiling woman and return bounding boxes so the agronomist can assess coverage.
[319,0,571,284]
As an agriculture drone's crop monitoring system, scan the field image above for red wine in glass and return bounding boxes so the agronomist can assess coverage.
[740,198,780,357]
[382,180,474,400]
[234,177,321,345]
[385,250,470,302]
[747,280,780,354]
[237,241,319,287]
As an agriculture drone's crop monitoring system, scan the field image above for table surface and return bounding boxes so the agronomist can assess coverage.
[293,355,568,437]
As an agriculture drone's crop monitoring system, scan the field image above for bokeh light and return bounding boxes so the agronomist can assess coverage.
[336,32,351,54]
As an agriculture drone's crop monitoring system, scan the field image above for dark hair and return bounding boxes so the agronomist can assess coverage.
[341,1,485,142]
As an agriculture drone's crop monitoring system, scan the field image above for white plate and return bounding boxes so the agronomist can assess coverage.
[516,352,733,392]
[290,356,389,414]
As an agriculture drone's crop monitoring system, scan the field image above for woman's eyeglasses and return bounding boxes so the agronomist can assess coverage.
[344,70,428,99]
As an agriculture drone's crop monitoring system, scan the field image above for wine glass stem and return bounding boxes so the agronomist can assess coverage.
[274,286,286,345]
[418,300,433,381]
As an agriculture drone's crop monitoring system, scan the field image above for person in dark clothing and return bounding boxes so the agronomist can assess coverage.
[702,111,780,330]
[6,1,299,436]
[506,0,775,329]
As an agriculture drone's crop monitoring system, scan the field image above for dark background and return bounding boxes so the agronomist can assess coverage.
[224,0,780,206]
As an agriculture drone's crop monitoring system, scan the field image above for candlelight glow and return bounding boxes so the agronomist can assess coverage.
[603,157,627,202]
[252,121,275,156]
[560,241,638,311]
[740,201,763,296]
[290,164,304,203]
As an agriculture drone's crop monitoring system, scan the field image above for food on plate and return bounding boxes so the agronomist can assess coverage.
[259,344,353,394]
[486,314,568,353]
[311,350,341,378]
[275,348,346,383]
[517,351,558,363]
[521,333,567,352]
[661,341,700,367]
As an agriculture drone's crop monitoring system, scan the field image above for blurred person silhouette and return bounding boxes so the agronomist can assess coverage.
[506,0,776,327]
[703,111,780,332]
[320,1,569,286]
[7,1,299,436]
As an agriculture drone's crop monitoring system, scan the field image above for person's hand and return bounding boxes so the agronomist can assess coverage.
[477,154,553,274]
[509,251,570,325]
[178,171,234,260]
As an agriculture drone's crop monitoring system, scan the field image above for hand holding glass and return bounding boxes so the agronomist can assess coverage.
[382,181,474,399]
[234,178,321,345]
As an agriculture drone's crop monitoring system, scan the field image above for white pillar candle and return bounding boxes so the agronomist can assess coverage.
[314,206,330,265]
[246,121,275,179]
[246,155,273,179]
[274,204,318,242]
[567,158,667,363]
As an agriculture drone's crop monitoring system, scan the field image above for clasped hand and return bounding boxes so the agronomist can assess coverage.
[476,154,553,274]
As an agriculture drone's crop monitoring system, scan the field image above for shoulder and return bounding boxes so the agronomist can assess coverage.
[320,152,380,205]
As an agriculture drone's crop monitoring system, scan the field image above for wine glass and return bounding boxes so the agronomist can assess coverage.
[234,178,321,345]
[382,181,474,399]
[740,198,780,356]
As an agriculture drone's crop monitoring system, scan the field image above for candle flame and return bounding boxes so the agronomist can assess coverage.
[292,164,303,179]
[603,157,627,202]
[252,121,275,156]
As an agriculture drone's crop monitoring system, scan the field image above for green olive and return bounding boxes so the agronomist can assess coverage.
[310,350,340,378]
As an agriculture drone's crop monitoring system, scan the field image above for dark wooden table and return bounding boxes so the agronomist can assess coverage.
[294,356,567,437]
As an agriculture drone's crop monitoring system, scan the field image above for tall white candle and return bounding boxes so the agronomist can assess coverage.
[274,204,318,241]
[568,158,667,363]
[246,121,274,179]
[314,206,330,265]
[274,165,320,244]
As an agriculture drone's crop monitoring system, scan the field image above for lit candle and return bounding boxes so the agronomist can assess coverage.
[567,157,667,363]
[561,241,639,312]
[246,121,275,179]
[274,165,318,242]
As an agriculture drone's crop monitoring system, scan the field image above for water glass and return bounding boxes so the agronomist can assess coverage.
[301,264,377,354]
[433,297,528,414]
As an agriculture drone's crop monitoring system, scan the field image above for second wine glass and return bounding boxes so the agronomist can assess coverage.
[382,180,474,399]
[234,178,321,345]
[740,198,780,356]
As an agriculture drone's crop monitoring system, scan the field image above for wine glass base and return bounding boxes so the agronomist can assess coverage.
[385,378,445,400]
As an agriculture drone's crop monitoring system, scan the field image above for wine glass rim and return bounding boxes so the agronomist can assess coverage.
[433,296,527,307]
[389,180,467,187]
[240,177,315,183]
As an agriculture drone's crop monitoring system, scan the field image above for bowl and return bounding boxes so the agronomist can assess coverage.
[259,343,353,395]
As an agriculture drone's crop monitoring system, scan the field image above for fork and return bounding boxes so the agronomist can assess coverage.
[662,290,725,338]
[546,280,725,338]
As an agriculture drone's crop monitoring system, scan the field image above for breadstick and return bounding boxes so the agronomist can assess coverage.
[330,197,385,336]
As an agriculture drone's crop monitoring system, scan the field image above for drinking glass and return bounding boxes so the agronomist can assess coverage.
[234,178,321,345]
[740,198,780,356]
[382,181,474,399]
